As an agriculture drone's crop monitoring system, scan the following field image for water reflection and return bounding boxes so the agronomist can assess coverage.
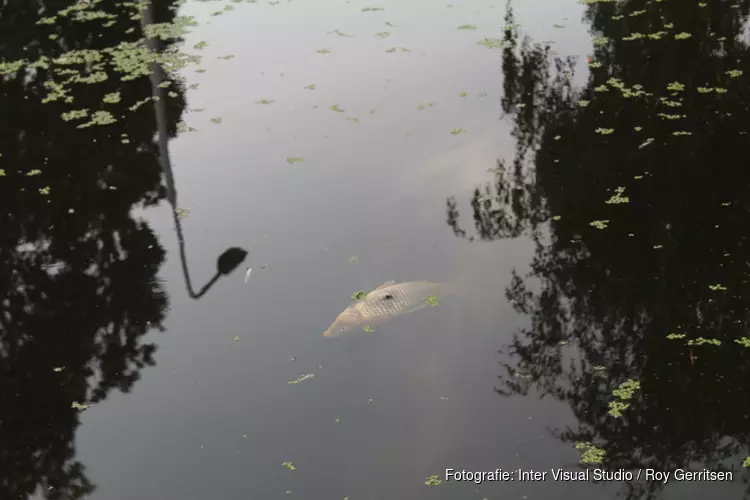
[0,1,186,497]
[449,1,750,498]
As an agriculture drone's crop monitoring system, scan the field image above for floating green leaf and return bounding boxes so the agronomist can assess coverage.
[425,475,442,487]
[102,92,121,103]
[77,111,116,129]
[62,109,89,121]
[575,442,605,464]
[328,29,354,37]
[286,157,305,164]
[605,186,629,204]
[687,337,721,346]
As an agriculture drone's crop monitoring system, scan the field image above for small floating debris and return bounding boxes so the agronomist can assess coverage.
[450,128,467,135]
[348,255,359,263]
[425,295,439,307]
[245,268,252,282]
[288,373,315,384]
[363,325,376,332]
[384,46,410,53]
[329,104,345,113]
[53,367,65,372]
[351,291,368,300]
[362,6,384,11]
[286,157,305,164]
[233,336,240,341]
[210,117,223,124]
[316,48,331,54]
[282,461,296,471]
[457,24,477,30]
[71,401,89,411]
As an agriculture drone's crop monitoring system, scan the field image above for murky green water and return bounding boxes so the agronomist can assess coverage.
[3,0,750,498]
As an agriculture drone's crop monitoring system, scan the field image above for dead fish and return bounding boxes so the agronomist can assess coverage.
[323,280,453,337]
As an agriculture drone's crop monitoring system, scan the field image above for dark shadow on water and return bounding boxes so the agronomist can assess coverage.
[448,1,750,498]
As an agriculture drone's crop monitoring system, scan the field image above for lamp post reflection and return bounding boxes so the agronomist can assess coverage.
[141,3,247,299]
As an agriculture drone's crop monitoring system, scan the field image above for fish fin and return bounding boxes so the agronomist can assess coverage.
[373,280,396,291]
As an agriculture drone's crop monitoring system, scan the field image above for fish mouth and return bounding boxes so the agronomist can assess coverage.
[323,326,348,337]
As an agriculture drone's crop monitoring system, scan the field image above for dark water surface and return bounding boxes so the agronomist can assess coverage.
[3,0,750,498]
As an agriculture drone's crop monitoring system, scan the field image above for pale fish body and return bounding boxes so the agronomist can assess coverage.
[323,280,450,337]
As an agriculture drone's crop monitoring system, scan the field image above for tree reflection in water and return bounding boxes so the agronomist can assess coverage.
[447,1,750,498]
[0,0,188,497]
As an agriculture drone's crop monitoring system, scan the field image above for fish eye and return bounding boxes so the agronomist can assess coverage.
[382,294,393,300]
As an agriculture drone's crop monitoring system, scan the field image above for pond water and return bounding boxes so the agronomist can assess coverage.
[3,0,750,499]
